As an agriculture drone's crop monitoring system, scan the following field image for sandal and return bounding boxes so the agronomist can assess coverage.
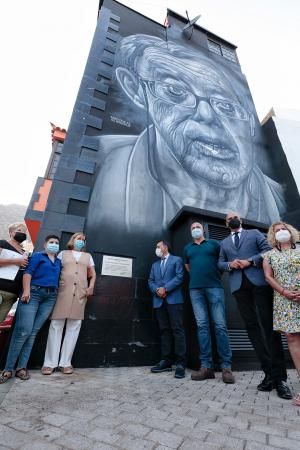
[15,368,30,381]
[62,366,74,374]
[41,367,54,375]
[0,371,13,384]
[292,393,300,406]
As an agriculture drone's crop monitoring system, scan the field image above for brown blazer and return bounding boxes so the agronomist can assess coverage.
[51,251,91,320]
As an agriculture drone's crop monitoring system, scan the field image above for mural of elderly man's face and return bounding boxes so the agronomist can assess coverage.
[117,42,255,189]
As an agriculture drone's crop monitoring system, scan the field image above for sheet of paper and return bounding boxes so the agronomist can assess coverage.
[0,248,21,280]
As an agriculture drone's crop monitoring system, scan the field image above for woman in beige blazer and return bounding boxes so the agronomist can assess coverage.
[41,232,96,374]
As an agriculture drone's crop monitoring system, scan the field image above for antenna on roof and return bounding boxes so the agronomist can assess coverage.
[182,11,201,40]
[164,10,171,49]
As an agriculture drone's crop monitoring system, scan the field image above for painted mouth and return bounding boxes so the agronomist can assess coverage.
[191,140,237,161]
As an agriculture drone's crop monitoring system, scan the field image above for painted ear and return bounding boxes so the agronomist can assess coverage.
[115,67,146,109]
[250,113,255,137]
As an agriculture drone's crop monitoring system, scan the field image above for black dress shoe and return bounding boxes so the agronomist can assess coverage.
[174,364,185,379]
[257,375,273,391]
[151,360,172,373]
[274,380,293,400]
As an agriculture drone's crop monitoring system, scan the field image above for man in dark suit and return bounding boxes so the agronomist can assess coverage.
[218,211,292,399]
[148,240,186,378]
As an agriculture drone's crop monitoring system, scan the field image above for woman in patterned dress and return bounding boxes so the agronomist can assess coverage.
[263,222,300,405]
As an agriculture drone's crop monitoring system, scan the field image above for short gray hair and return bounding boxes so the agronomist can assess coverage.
[8,222,27,235]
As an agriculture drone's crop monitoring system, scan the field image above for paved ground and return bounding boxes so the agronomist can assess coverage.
[0,368,300,450]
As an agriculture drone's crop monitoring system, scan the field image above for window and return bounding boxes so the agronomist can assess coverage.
[221,46,238,63]
[208,39,222,56]
[48,152,61,180]
[208,39,238,64]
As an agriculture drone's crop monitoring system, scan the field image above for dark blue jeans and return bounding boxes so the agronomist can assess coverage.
[190,288,232,369]
[5,287,57,371]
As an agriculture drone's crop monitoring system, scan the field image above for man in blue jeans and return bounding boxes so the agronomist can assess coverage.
[0,235,61,383]
[184,222,234,383]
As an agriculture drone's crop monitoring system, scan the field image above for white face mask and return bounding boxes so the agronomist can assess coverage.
[155,248,163,258]
[275,229,291,243]
[191,228,203,239]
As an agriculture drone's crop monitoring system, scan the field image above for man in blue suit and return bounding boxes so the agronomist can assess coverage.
[218,211,292,399]
[148,240,186,378]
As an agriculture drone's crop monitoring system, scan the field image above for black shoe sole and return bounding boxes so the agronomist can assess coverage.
[175,374,185,379]
[151,368,173,373]
[277,393,293,400]
[257,384,273,391]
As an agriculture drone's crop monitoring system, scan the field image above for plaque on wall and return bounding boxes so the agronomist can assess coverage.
[101,255,133,278]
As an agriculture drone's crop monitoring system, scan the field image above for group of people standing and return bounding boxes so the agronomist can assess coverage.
[1,214,300,407]
[149,211,300,406]
[0,229,95,383]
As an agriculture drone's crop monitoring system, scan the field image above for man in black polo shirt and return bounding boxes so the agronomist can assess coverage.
[184,222,234,383]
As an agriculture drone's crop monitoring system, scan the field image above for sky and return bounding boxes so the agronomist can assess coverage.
[1,0,299,206]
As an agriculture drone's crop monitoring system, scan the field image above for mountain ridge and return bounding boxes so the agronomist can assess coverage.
[0,204,27,239]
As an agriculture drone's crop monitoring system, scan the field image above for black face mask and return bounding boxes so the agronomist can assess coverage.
[14,232,27,243]
[228,218,241,229]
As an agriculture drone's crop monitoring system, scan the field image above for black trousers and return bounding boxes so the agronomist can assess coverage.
[155,302,186,366]
[234,274,287,381]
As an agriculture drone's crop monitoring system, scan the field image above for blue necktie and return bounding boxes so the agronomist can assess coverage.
[161,258,166,276]
[234,232,240,248]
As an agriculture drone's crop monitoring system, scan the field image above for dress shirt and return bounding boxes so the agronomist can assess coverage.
[231,228,243,244]
[25,252,61,288]
[160,253,169,267]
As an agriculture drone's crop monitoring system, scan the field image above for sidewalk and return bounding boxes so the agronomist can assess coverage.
[0,368,300,450]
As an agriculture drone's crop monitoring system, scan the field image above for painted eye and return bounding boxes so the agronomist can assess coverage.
[154,82,195,106]
[157,83,188,100]
[166,85,186,97]
[211,98,248,120]
[216,101,235,113]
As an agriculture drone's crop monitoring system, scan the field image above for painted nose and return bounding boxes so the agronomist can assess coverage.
[193,99,215,123]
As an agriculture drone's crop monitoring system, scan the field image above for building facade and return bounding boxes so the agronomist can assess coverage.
[25,0,299,368]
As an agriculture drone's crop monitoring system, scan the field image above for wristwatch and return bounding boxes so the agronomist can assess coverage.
[247,258,255,266]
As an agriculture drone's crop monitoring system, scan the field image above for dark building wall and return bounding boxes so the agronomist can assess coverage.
[262,118,300,229]
[30,0,298,368]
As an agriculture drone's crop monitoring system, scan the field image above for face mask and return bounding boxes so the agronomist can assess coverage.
[74,239,85,251]
[14,232,27,243]
[275,229,291,243]
[155,248,163,258]
[46,243,59,254]
[191,228,203,239]
[228,218,241,229]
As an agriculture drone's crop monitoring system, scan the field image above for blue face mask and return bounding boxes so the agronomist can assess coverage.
[74,239,85,251]
[191,228,203,239]
[46,243,59,254]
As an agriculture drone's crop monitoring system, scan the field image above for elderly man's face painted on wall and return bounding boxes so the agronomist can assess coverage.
[135,51,254,188]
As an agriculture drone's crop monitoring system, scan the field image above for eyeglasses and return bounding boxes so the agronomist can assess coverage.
[140,79,249,121]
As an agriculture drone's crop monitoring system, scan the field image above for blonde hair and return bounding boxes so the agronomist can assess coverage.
[8,222,27,236]
[267,221,299,248]
[66,232,86,250]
